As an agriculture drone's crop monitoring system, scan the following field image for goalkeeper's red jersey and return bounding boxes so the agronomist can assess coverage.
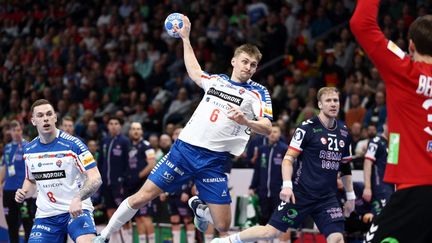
[350,0,432,188]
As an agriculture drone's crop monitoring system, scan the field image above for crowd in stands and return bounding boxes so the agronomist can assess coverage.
[0,0,428,168]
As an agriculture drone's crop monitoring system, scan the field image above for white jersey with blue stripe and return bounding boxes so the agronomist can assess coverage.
[24,130,96,218]
[179,73,273,156]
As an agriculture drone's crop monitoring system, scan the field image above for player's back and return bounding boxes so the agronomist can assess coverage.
[24,130,95,218]
[350,2,432,186]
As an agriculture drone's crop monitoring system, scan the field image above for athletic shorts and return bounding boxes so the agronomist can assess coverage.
[269,195,344,237]
[371,185,394,216]
[365,185,432,243]
[148,140,231,204]
[28,210,96,243]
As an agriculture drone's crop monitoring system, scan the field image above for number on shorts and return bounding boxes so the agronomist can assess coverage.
[47,192,57,203]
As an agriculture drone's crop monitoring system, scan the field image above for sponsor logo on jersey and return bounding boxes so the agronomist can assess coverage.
[80,152,95,166]
[287,209,298,219]
[313,128,323,133]
[339,140,345,148]
[321,137,327,145]
[206,97,210,102]
[340,129,348,137]
[55,153,66,158]
[56,160,62,167]
[207,87,243,106]
[42,182,63,188]
[202,177,226,183]
[33,170,66,181]
[326,207,343,219]
[239,88,245,95]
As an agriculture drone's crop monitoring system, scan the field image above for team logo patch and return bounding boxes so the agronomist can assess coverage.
[294,129,305,141]
[239,88,245,95]
[56,160,62,168]
[321,137,327,145]
[339,140,345,148]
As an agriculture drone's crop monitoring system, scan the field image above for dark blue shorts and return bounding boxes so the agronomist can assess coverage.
[28,210,96,243]
[268,195,344,237]
[167,195,193,217]
[148,140,232,204]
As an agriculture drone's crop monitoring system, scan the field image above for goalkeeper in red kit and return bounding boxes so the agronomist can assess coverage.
[350,0,432,242]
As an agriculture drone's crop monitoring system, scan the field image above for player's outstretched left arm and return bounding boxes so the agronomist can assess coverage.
[70,167,102,218]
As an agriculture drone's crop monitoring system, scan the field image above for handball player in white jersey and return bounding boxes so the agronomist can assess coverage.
[93,14,273,242]
[15,99,103,243]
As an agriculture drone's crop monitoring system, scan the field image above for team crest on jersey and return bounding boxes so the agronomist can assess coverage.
[321,137,327,145]
[56,160,62,168]
[294,129,305,141]
[339,140,345,148]
[239,88,245,95]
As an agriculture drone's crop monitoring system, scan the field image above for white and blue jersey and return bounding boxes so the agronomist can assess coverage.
[24,130,97,218]
[2,140,28,191]
[150,73,272,204]
[289,116,352,200]
[179,73,273,156]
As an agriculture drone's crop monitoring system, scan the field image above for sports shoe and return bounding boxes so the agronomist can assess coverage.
[92,235,108,243]
[188,196,209,232]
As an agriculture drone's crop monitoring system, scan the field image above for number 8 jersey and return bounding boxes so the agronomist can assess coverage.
[24,130,96,218]
[179,73,273,156]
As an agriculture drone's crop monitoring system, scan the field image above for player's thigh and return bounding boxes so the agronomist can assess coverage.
[29,217,66,243]
[67,210,96,242]
[147,150,191,194]
[194,165,230,204]
[268,200,309,232]
[311,198,345,238]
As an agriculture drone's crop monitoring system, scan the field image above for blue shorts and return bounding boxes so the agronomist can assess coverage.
[148,140,232,204]
[28,210,96,243]
[269,195,344,237]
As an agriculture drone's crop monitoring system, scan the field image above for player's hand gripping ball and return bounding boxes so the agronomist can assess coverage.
[164,13,184,38]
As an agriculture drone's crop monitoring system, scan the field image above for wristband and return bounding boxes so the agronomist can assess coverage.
[282,180,293,189]
[346,191,356,200]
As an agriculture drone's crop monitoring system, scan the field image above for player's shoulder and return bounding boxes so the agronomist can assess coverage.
[58,130,87,151]
[298,116,318,130]
[336,120,350,135]
[247,79,268,91]
[202,72,227,82]
[140,139,152,149]
[24,137,40,153]
[370,135,381,143]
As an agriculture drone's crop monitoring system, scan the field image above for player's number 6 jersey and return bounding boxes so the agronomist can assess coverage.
[24,130,96,218]
[179,73,273,156]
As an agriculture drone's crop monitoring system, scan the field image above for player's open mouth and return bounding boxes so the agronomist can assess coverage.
[43,124,50,128]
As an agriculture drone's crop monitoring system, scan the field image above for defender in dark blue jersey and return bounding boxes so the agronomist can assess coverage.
[362,124,394,216]
[125,122,157,243]
[212,87,355,243]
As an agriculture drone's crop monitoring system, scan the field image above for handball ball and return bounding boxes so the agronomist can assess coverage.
[164,13,184,38]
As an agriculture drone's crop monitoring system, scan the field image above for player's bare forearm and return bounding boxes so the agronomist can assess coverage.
[281,149,299,181]
[247,117,272,136]
[363,159,373,190]
[341,174,354,192]
[78,167,102,201]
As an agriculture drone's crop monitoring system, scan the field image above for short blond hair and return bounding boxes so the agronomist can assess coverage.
[233,44,262,62]
[317,87,340,102]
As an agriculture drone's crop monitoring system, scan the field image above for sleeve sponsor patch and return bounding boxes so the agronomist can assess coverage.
[78,151,95,166]
[387,41,405,60]
[289,128,306,150]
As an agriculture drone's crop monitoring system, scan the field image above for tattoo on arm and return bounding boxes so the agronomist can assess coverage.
[79,174,102,201]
